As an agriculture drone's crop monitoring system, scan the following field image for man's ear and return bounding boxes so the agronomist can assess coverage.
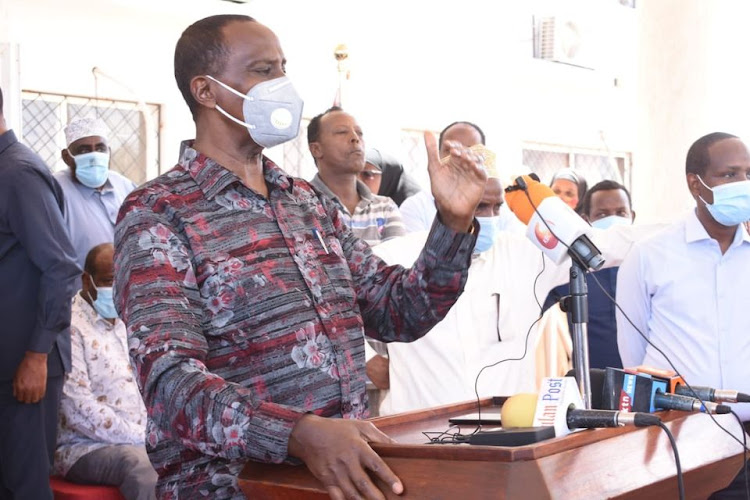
[81,271,96,300]
[630,209,636,223]
[309,142,322,160]
[686,173,702,201]
[61,148,75,169]
[192,76,217,110]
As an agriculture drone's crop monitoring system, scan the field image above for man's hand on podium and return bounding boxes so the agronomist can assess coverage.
[288,414,403,500]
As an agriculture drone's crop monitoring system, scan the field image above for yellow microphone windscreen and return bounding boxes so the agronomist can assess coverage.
[500,393,539,428]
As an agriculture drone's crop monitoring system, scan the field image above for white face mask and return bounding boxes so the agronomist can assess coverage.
[591,215,632,230]
[205,75,304,148]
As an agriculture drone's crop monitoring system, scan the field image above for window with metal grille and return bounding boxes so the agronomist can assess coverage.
[522,143,631,191]
[21,90,161,185]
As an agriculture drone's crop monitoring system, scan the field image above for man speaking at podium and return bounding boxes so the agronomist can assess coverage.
[113,14,486,500]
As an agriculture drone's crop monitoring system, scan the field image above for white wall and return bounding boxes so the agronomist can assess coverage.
[634,0,750,222]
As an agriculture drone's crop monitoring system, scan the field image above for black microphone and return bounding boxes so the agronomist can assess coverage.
[566,407,661,429]
[653,391,731,414]
[673,385,750,404]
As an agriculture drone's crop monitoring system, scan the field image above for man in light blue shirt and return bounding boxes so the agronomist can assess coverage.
[617,132,750,498]
[616,133,750,410]
[55,117,137,269]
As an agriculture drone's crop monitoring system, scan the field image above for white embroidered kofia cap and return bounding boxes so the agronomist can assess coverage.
[64,117,110,147]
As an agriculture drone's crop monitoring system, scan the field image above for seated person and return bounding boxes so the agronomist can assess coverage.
[543,180,636,370]
[55,243,157,500]
[363,148,422,206]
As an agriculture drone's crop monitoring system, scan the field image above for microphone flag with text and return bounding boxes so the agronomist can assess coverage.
[599,367,731,415]
[505,175,604,270]
[630,365,750,404]
[503,377,660,438]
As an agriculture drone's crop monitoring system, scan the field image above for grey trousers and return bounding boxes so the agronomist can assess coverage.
[66,445,157,500]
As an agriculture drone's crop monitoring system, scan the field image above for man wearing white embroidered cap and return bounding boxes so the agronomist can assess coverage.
[56,117,137,268]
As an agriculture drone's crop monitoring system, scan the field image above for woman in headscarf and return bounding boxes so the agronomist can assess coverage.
[363,148,422,206]
[550,168,588,214]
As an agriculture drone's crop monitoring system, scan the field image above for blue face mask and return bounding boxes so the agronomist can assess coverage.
[698,176,750,227]
[88,275,118,319]
[70,150,110,188]
[475,216,500,253]
[591,215,632,230]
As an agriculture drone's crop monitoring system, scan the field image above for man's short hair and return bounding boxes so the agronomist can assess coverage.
[307,106,343,145]
[580,179,632,217]
[84,243,113,276]
[686,132,738,176]
[438,121,486,151]
[174,14,256,119]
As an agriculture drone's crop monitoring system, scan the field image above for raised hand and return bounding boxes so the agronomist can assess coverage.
[424,132,488,233]
[288,414,403,500]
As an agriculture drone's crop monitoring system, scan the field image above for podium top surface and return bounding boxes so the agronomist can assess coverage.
[366,397,745,463]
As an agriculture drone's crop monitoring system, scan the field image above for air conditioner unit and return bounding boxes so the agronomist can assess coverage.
[534,16,597,70]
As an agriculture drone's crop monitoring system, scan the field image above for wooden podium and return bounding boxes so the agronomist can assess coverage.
[239,398,746,499]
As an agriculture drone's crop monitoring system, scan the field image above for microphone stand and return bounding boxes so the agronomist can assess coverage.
[561,259,593,409]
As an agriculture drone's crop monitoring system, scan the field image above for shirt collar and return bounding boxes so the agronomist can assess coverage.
[310,174,373,209]
[685,207,750,246]
[0,129,18,156]
[73,293,119,330]
[356,179,374,204]
[179,140,292,200]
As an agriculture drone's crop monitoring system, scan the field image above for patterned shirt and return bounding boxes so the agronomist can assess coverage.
[310,174,406,246]
[55,294,147,476]
[113,142,475,499]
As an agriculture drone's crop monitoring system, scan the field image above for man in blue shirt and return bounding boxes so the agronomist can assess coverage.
[543,180,636,369]
[0,86,80,498]
[56,117,137,269]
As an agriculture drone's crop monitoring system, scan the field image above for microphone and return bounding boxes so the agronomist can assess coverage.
[504,175,604,270]
[631,365,750,404]
[469,377,660,447]
[600,367,731,415]
[566,408,660,429]
[530,377,660,437]
[674,386,750,404]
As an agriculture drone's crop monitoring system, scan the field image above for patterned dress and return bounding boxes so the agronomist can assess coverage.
[114,142,475,498]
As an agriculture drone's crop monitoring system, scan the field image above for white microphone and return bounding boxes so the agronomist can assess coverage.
[505,176,604,270]
[531,377,660,437]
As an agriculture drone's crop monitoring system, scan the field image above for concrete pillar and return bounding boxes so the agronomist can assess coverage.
[634,0,750,222]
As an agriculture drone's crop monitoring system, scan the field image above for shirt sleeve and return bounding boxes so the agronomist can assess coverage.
[7,166,80,354]
[615,243,650,368]
[114,192,306,465]
[60,326,145,444]
[320,194,476,344]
